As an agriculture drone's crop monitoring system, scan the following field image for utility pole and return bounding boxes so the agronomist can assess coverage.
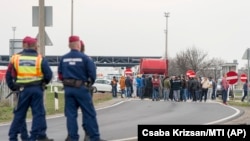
[39,0,45,56]
[164,12,170,59]
[164,12,170,76]
[38,0,46,107]
[71,0,74,35]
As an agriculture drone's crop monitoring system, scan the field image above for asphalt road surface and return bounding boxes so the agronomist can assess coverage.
[0,99,240,141]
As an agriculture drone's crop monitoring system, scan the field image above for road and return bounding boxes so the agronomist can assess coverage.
[0,99,240,141]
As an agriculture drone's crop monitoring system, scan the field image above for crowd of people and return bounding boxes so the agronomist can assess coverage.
[117,73,231,104]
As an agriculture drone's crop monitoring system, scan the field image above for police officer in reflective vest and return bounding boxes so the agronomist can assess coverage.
[9,36,32,141]
[58,35,104,141]
[5,37,54,141]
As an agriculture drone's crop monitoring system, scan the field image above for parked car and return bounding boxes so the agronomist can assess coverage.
[92,78,121,93]
[216,78,234,98]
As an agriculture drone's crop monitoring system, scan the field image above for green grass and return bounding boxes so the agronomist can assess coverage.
[216,92,250,107]
[0,87,112,123]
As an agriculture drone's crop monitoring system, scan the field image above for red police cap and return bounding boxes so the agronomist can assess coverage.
[69,35,80,43]
[22,36,32,44]
[28,37,37,45]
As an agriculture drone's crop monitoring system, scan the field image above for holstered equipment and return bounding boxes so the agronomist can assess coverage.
[63,79,88,88]
[5,87,24,110]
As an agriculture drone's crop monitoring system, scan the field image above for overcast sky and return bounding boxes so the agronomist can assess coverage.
[1,0,250,68]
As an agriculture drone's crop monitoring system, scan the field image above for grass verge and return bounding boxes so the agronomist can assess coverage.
[0,89,112,123]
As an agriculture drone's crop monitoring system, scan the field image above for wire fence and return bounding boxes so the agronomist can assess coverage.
[0,79,12,106]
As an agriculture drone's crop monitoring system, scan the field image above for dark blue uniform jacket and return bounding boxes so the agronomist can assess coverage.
[58,49,96,84]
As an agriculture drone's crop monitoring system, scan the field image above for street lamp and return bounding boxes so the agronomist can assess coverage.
[164,12,170,59]
[11,26,16,56]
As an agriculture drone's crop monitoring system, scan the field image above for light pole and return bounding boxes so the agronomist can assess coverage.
[11,26,16,56]
[71,0,74,35]
[39,0,45,56]
[164,12,170,59]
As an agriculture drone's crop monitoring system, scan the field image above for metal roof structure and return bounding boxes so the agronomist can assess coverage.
[0,55,161,67]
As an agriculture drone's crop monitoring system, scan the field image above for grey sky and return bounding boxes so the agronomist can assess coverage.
[1,0,249,68]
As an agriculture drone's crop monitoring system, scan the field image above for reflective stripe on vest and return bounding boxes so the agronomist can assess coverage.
[14,54,43,84]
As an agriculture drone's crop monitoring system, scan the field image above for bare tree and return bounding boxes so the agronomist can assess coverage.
[168,57,180,76]
[170,46,226,78]
[176,51,189,75]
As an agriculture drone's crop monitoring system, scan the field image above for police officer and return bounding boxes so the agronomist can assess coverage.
[80,40,95,141]
[5,37,54,141]
[65,40,94,141]
[80,40,95,97]
[12,36,31,141]
[58,35,105,141]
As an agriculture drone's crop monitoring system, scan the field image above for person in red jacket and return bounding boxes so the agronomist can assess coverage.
[152,74,160,101]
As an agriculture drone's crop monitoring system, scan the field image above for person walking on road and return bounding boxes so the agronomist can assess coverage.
[58,35,105,141]
[5,37,54,141]
[241,79,249,102]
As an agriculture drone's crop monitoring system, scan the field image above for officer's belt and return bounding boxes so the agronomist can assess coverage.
[16,80,43,87]
[63,79,88,88]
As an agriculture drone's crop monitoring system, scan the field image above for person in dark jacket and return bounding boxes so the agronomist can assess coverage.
[111,76,118,97]
[144,75,152,98]
[6,37,53,141]
[171,76,182,102]
[189,76,199,102]
[241,79,248,102]
[140,74,146,99]
[125,76,132,98]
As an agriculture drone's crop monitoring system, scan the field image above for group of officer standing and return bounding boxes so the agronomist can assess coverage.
[5,35,105,141]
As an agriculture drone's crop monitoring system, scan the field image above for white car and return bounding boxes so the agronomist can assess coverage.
[92,78,121,93]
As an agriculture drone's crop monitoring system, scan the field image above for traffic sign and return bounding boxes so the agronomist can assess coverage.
[186,70,195,78]
[240,73,247,82]
[226,71,238,85]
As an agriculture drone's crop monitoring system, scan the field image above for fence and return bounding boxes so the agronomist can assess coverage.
[0,79,12,106]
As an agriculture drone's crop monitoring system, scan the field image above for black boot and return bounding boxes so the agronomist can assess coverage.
[65,135,71,141]
[83,133,90,141]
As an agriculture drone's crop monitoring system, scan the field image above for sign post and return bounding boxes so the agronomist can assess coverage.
[226,71,238,100]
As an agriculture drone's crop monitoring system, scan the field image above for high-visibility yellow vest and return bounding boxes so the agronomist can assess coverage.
[13,54,43,85]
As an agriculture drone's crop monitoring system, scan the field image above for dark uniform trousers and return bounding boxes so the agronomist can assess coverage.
[64,86,100,141]
[9,86,48,141]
